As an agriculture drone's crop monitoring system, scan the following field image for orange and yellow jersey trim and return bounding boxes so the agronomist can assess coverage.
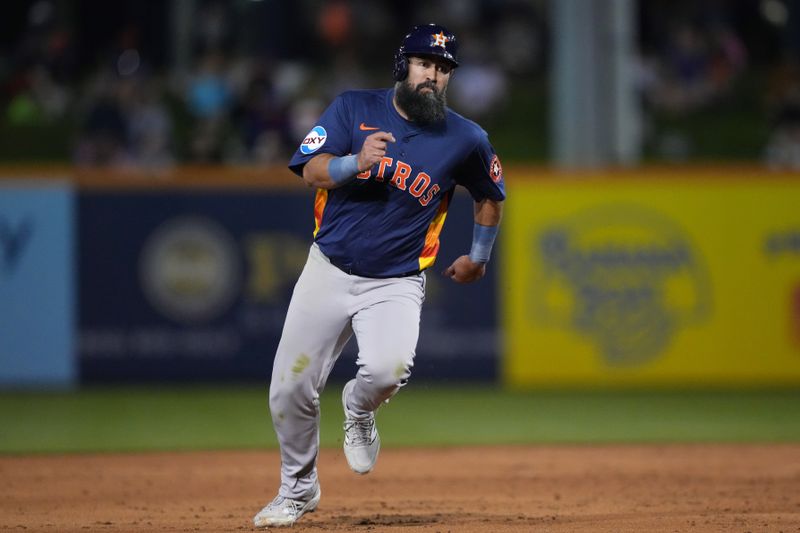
[313,189,328,237]
[418,192,450,270]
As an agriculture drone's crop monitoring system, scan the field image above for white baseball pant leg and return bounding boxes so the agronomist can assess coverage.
[345,273,425,418]
[269,244,424,498]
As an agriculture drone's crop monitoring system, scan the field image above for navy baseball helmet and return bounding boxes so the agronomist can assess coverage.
[392,24,459,81]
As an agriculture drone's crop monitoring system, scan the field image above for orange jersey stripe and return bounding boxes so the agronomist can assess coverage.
[313,189,328,237]
[418,194,451,270]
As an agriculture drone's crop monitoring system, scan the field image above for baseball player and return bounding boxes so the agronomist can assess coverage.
[254,23,505,528]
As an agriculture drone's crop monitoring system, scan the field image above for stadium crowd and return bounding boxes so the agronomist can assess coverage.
[2,0,800,167]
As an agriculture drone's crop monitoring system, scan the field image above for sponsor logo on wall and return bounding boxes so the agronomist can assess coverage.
[0,215,33,279]
[140,216,241,324]
[81,219,310,364]
[532,205,712,366]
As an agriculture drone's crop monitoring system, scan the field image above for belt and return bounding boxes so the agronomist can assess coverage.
[328,257,422,279]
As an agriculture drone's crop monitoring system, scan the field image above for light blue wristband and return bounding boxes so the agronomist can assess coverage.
[327,154,360,185]
[469,223,499,264]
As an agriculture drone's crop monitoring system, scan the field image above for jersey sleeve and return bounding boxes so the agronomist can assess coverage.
[453,129,507,202]
[288,93,354,177]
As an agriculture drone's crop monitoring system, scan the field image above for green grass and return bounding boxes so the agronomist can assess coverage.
[0,385,798,454]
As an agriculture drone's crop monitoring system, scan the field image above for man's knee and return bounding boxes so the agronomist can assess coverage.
[359,356,413,392]
[269,379,318,418]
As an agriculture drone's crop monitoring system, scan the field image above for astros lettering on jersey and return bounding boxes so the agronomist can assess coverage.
[290,88,506,278]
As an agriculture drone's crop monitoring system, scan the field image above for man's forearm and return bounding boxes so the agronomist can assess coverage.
[469,199,503,264]
[474,198,503,226]
[302,153,341,189]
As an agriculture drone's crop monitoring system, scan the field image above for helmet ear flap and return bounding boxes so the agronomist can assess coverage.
[392,51,408,82]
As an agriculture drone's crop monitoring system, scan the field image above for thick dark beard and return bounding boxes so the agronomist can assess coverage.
[395,79,447,126]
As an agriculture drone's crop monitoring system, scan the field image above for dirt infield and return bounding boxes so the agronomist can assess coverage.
[1,445,798,532]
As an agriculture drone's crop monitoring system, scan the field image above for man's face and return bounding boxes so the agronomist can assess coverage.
[395,55,453,125]
[405,55,453,95]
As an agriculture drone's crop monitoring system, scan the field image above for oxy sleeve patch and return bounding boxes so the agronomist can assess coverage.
[300,126,328,154]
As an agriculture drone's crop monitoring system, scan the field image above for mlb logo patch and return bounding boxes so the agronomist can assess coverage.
[301,126,327,154]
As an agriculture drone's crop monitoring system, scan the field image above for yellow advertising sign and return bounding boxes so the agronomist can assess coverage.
[503,177,800,387]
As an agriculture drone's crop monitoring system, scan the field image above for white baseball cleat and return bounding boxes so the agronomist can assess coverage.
[253,484,321,528]
[342,379,381,474]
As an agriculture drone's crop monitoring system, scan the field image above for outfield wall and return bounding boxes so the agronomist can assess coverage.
[1,167,799,387]
[0,178,75,387]
[77,187,497,382]
[503,170,800,387]
[0,167,498,384]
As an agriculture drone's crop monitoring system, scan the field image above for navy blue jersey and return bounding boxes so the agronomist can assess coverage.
[289,88,505,278]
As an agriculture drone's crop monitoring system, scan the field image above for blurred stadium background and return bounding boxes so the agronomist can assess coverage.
[1,0,799,454]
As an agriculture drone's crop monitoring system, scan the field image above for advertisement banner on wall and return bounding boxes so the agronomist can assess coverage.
[79,189,497,382]
[503,178,800,387]
[0,181,75,387]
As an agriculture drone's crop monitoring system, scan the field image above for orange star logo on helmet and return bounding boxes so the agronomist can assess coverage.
[432,32,449,48]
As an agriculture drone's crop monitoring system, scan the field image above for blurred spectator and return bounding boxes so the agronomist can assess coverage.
[185,51,232,162]
[449,33,509,120]
[193,1,234,55]
[73,72,131,168]
[326,51,370,97]
[288,95,326,149]
[3,1,75,126]
[186,51,231,120]
[4,0,794,167]
[28,64,70,119]
[228,61,288,164]
[126,79,175,170]
[765,82,800,169]
[709,24,748,90]
[643,21,747,114]
[492,5,545,75]
[6,92,41,126]
[317,0,353,50]
[449,61,508,119]
[3,0,543,166]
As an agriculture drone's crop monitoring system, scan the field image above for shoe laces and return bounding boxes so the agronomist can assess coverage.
[344,417,375,446]
[266,495,303,518]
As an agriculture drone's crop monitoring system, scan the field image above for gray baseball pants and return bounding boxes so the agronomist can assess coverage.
[268,243,425,499]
